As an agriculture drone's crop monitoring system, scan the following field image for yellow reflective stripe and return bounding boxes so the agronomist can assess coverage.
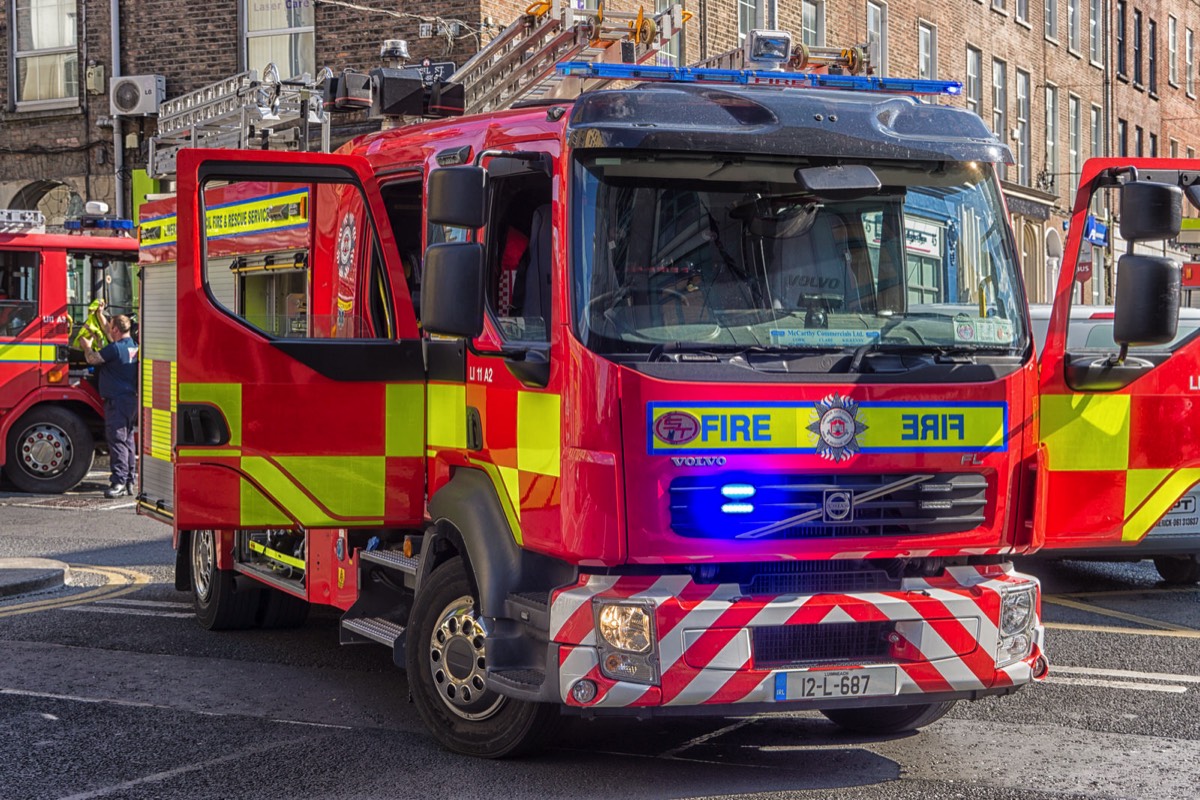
[0,343,53,362]
[240,478,292,526]
[468,458,523,546]
[179,383,242,446]
[178,448,242,458]
[240,456,385,524]
[1123,468,1200,541]
[517,392,561,477]
[141,358,153,408]
[386,383,425,457]
[170,362,177,412]
[149,409,172,462]
[427,383,466,449]
[1040,393,1130,471]
[141,189,309,248]
[248,539,306,570]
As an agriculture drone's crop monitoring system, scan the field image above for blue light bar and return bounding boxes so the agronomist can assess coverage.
[557,61,962,96]
[721,483,757,500]
[65,217,135,231]
[721,502,755,515]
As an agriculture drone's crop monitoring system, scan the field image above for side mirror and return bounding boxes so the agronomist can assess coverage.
[1113,253,1181,347]
[421,242,484,338]
[427,166,486,228]
[1120,182,1183,241]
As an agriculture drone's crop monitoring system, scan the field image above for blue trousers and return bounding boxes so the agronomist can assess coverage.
[104,393,137,486]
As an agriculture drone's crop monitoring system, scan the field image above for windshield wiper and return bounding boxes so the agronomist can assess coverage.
[647,342,844,362]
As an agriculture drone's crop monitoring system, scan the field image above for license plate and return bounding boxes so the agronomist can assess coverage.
[774,666,898,702]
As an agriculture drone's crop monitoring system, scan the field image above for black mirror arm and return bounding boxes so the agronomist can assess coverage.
[1105,343,1130,367]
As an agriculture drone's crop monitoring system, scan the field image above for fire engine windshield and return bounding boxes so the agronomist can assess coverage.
[571,154,1027,358]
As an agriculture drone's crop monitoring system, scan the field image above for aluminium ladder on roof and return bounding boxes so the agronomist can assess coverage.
[147,2,688,178]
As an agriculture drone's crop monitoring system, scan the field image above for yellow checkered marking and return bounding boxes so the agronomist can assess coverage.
[386,383,425,457]
[1123,468,1200,542]
[1040,393,1130,472]
[427,383,466,449]
[0,343,54,362]
[517,392,561,477]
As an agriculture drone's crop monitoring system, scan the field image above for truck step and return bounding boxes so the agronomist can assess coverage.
[504,591,550,629]
[341,615,406,648]
[489,668,545,693]
[359,549,419,575]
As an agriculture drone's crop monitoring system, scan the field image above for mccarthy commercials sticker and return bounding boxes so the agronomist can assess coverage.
[648,394,1007,461]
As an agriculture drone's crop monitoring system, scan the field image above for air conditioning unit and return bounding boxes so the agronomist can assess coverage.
[110,74,166,116]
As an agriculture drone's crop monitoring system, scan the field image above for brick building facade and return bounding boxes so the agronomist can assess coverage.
[2,0,1197,302]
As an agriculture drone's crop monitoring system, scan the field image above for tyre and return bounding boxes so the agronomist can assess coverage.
[3,406,95,494]
[1152,554,1200,585]
[821,700,957,735]
[406,557,559,758]
[190,529,260,630]
[257,587,310,629]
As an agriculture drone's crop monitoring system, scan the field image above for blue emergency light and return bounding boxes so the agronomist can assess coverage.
[556,61,962,97]
[64,217,135,231]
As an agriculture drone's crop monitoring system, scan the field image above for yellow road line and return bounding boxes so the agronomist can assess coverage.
[1042,595,1193,632]
[1045,622,1200,639]
[0,566,152,618]
[1050,587,1200,600]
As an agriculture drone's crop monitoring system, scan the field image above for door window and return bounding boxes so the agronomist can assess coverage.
[0,250,38,335]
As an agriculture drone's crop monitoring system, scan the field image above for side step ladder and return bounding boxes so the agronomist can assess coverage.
[340,549,420,665]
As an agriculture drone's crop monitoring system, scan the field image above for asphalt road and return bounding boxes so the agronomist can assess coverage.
[2,474,1198,800]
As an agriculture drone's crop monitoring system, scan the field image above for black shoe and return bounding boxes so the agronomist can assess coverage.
[104,483,132,499]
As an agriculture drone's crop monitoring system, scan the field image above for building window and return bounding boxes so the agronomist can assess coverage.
[1149,18,1157,92]
[1116,1,1126,75]
[1045,85,1058,193]
[966,46,982,115]
[1016,0,1028,24]
[1068,0,1080,51]
[1068,96,1080,203]
[1117,119,1128,156]
[737,0,759,43]
[655,0,680,65]
[1046,0,1058,39]
[1089,0,1103,63]
[1133,9,1143,86]
[993,0,1006,11]
[993,59,1007,181]
[802,1,825,47]
[1189,147,1196,160]
[1149,132,1158,157]
[1134,126,1143,156]
[1090,105,1102,159]
[244,0,314,77]
[1189,29,1195,96]
[919,21,937,80]
[1171,138,1179,158]
[1017,70,1031,185]
[11,0,78,106]
[867,1,888,76]
[1169,17,1178,85]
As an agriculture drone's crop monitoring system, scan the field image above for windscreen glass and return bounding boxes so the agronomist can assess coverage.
[571,154,1027,356]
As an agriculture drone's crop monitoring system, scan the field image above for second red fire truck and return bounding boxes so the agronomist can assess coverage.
[138,8,1197,757]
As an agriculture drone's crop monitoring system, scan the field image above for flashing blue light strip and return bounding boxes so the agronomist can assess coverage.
[64,218,135,231]
[721,483,757,500]
[721,502,756,515]
[557,61,962,96]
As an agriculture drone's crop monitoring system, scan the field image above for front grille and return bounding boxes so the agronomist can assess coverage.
[669,473,988,539]
[752,621,895,667]
[742,561,901,595]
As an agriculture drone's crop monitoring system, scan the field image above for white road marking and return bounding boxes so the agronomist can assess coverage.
[99,502,137,511]
[61,606,193,619]
[1053,664,1200,684]
[1044,676,1188,693]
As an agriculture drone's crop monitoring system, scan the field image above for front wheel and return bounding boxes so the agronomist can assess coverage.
[406,557,559,758]
[1153,554,1200,585]
[190,529,260,630]
[820,700,957,735]
[3,406,94,494]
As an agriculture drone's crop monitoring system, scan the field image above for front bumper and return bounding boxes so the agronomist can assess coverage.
[548,564,1045,711]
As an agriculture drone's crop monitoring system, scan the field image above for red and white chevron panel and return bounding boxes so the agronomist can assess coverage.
[550,564,1044,709]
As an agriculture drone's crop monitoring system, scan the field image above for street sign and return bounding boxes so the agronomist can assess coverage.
[416,60,457,85]
[1083,215,1109,247]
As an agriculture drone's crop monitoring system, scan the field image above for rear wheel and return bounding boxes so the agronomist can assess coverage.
[1153,554,1200,585]
[190,529,260,630]
[406,557,559,758]
[821,701,957,735]
[3,406,94,494]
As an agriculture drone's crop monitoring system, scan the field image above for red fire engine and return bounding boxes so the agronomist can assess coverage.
[0,208,139,493]
[138,6,1192,758]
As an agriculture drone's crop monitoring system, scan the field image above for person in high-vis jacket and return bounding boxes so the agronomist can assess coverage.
[81,305,139,498]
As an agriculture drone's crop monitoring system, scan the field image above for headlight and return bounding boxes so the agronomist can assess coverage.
[999,585,1035,637]
[597,603,653,653]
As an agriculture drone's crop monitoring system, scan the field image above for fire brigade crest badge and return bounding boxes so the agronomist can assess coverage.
[808,394,867,462]
[336,213,357,278]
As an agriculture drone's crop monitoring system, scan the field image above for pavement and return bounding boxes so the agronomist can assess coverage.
[0,558,69,598]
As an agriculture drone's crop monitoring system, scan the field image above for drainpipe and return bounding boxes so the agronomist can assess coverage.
[111,0,125,218]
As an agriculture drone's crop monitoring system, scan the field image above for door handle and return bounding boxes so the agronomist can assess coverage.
[177,403,231,446]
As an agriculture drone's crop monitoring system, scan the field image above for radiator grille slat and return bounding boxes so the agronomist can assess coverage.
[753,621,895,667]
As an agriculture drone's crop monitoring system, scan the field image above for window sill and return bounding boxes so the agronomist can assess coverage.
[1068,47,1083,59]
[1116,72,1129,83]
[1149,91,1159,100]
[1045,35,1060,46]
[991,8,1010,18]
[1091,59,1104,70]
[1016,19,1032,31]
[1,103,83,123]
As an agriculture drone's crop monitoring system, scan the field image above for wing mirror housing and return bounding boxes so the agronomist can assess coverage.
[421,242,484,338]
[1113,253,1181,347]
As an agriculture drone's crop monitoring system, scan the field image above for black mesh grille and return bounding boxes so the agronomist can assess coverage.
[752,621,895,667]
[669,473,988,539]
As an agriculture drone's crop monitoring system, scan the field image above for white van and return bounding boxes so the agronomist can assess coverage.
[1028,304,1200,583]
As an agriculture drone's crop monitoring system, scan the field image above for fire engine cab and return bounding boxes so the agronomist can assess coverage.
[139,4,1195,758]
[0,207,138,493]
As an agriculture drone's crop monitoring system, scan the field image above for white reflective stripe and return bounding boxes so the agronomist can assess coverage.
[558,647,599,702]
[548,576,619,641]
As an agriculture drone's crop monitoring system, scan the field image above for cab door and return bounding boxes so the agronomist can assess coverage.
[173,149,426,530]
[1037,158,1200,550]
